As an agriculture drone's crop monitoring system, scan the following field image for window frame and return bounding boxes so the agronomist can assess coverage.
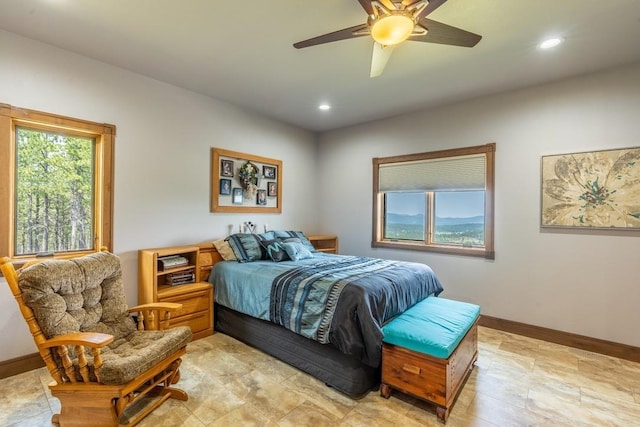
[372,143,495,259]
[0,103,115,265]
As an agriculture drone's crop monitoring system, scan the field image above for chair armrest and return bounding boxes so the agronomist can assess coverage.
[128,302,182,313]
[40,332,114,384]
[129,303,183,331]
[41,332,114,349]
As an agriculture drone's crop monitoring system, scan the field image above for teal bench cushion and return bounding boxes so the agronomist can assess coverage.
[382,297,480,359]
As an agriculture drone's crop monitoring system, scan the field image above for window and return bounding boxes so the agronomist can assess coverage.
[372,144,495,259]
[0,104,115,263]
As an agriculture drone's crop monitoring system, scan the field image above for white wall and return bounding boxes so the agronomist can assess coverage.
[0,30,319,361]
[317,62,640,348]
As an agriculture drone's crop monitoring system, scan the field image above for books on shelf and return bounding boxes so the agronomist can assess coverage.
[158,255,189,270]
[165,269,195,286]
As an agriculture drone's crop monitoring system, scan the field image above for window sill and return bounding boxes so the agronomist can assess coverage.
[372,240,495,260]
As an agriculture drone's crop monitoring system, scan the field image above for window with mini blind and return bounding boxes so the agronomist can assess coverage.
[372,143,495,259]
[0,104,115,263]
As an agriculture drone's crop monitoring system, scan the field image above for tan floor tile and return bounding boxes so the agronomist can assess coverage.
[138,399,206,427]
[340,399,424,427]
[284,371,357,419]
[207,402,277,427]
[0,370,52,426]
[470,391,552,425]
[580,387,640,425]
[235,369,307,420]
[278,399,340,427]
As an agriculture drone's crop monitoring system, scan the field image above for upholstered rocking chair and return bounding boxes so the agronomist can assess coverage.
[0,251,193,427]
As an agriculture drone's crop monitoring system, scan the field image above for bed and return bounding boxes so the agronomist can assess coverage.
[202,233,444,397]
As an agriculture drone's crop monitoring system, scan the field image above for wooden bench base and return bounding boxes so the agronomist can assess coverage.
[380,320,478,423]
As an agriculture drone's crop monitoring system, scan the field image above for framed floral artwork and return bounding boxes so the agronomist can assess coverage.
[541,147,640,229]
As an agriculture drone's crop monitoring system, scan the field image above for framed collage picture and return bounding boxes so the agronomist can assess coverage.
[211,147,282,213]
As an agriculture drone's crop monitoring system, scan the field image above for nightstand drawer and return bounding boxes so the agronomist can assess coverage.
[161,288,211,318]
[170,310,211,334]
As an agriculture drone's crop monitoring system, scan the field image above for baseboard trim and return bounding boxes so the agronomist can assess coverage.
[0,352,45,379]
[479,315,640,363]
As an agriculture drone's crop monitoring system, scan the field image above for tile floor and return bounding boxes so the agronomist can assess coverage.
[1,327,639,426]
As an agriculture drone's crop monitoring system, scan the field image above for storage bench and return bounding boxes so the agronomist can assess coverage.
[380,297,480,423]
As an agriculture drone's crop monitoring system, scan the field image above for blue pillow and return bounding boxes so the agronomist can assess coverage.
[225,233,263,262]
[283,241,314,261]
[260,239,290,262]
[272,230,316,253]
[259,231,276,241]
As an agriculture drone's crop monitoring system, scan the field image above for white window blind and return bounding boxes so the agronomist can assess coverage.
[378,154,486,192]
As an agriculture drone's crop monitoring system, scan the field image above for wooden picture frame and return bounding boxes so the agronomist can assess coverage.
[232,188,243,204]
[221,159,234,177]
[267,181,277,197]
[211,147,282,213]
[263,165,276,179]
[541,146,640,229]
[257,189,267,205]
[220,179,231,195]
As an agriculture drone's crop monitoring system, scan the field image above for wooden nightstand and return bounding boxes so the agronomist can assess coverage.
[138,246,213,340]
[307,235,339,254]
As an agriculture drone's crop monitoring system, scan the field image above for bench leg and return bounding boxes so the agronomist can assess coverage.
[380,383,392,399]
[436,406,449,423]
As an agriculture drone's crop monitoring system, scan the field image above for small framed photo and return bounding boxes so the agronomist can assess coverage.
[232,188,243,204]
[267,181,277,197]
[219,179,231,195]
[263,165,276,179]
[221,159,234,177]
[256,189,267,205]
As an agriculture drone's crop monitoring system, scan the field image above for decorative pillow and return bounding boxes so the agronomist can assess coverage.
[260,239,290,262]
[225,233,263,263]
[272,230,316,252]
[283,241,314,262]
[259,231,276,241]
[213,239,237,261]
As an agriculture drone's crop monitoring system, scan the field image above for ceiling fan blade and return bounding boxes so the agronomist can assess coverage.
[370,43,396,78]
[356,0,374,15]
[293,24,369,49]
[412,0,448,21]
[411,18,481,47]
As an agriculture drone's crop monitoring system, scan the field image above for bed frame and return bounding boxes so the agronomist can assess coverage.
[197,243,380,397]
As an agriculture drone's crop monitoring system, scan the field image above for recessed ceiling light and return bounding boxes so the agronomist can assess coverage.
[539,37,563,50]
[318,103,331,111]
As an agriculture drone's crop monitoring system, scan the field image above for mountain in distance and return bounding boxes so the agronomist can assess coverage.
[386,213,424,225]
[387,213,483,225]
[436,215,484,225]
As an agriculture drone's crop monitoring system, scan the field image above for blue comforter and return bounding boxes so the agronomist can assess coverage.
[211,253,443,367]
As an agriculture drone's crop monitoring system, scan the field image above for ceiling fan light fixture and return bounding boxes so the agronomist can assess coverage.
[370,14,415,46]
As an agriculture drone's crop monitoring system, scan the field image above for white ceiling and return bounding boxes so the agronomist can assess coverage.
[1,0,640,132]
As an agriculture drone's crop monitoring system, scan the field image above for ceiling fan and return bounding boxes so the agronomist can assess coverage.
[293,0,482,77]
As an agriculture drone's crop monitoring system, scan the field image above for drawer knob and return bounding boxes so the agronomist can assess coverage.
[402,364,421,375]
